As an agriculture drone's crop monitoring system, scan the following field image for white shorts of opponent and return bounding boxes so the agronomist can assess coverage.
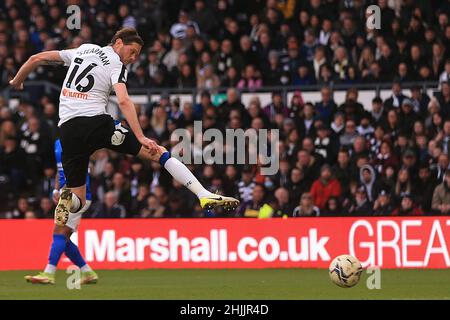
[66,200,92,232]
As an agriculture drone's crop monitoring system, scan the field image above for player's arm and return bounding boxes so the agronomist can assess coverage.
[113,83,160,155]
[9,50,64,90]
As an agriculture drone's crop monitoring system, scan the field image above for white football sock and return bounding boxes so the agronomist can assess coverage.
[163,157,212,198]
[80,264,92,272]
[44,264,56,274]
[70,193,81,213]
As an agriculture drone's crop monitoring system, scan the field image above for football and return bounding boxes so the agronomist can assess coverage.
[329,254,363,288]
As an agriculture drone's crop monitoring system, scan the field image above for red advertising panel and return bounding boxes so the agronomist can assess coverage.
[1,217,449,270]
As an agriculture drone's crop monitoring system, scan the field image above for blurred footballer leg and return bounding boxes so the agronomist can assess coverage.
[138,147,239,210]
[54,186,85,226]
[158,151,240,211]
[65,240,98,284]
[24,233,67,284]
[69,186,86,212]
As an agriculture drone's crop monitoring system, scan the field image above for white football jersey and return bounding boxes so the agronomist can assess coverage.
[58,43,127,126]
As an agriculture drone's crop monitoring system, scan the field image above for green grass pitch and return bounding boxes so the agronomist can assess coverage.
[0,269,449,300]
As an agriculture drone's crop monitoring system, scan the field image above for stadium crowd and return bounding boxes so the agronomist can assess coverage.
[2,0,450,218]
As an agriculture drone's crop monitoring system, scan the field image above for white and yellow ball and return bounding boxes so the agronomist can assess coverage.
[329,254,363,288]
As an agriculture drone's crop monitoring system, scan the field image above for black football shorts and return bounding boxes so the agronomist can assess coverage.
[59,114,141,188]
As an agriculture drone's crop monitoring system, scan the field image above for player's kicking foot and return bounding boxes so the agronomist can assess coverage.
[54,187,72,226]
[24,272,55,284]
[200,194,240,211]
[80,270,99,284]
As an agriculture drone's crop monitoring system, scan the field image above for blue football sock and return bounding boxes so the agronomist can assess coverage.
[159,151,170,166]
[48,234,67,267]
[65,240,87,268]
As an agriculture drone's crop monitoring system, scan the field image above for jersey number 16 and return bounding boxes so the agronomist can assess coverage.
[65,57,97,93]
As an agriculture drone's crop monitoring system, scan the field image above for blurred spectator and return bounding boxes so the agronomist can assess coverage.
[321,196,341,216]
[163,38,185,72]
[140,193,166,218]
[384,81,407,110]
[237,64,263,90]
[263,91,289,122]
[312,45,326,80]
[221,66,240,87]
[238,183,266,217]
[195,90,214,119]
[439,59,450,83]
[432,169,450,215]
[292,192,320,217]
[373,140,399,174]
[333,46,349,81]
[315,86,337,123]
[130,184,150,215]
[119,4,137,29]
[295,102,316,138]
[238,166,255,203]
[223,165,240,199]
[167,179,196,217]
[92,191,126,219]
[6,197,30,219]
[392,193,424,216]
[264,50,286,85]
[37,197,54,219]
[310,164,341,210]
[20,117,53,186]
[96,160,115,201]
[0,136,27,194]
[339,119,358,148]
[128,65,149,88]
[359,164,378,202]
[111,172,132,212]
[176,63,196,88]
[197,64,220,91]
[338,88,364,122]
[394,167,415,204]
[293,63,315,85]
[190,0,217,35]
[373,189,395,216]
[378,43,398,81]
[348,185,373,216]
[212,38,243,77]
[417,164,436,213]
[218,88,250,127]
[24,210,37,220]
[170,10,200,39]
[274,187,292,215]
[38,167,56,199]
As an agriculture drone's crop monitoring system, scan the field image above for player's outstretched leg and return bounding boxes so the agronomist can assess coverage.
[25,232,97,284]
[26,205,97,284]
[157,150,240,211]
[24,233,66,284]
[54,188,80,226]
[65,239,98,284]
